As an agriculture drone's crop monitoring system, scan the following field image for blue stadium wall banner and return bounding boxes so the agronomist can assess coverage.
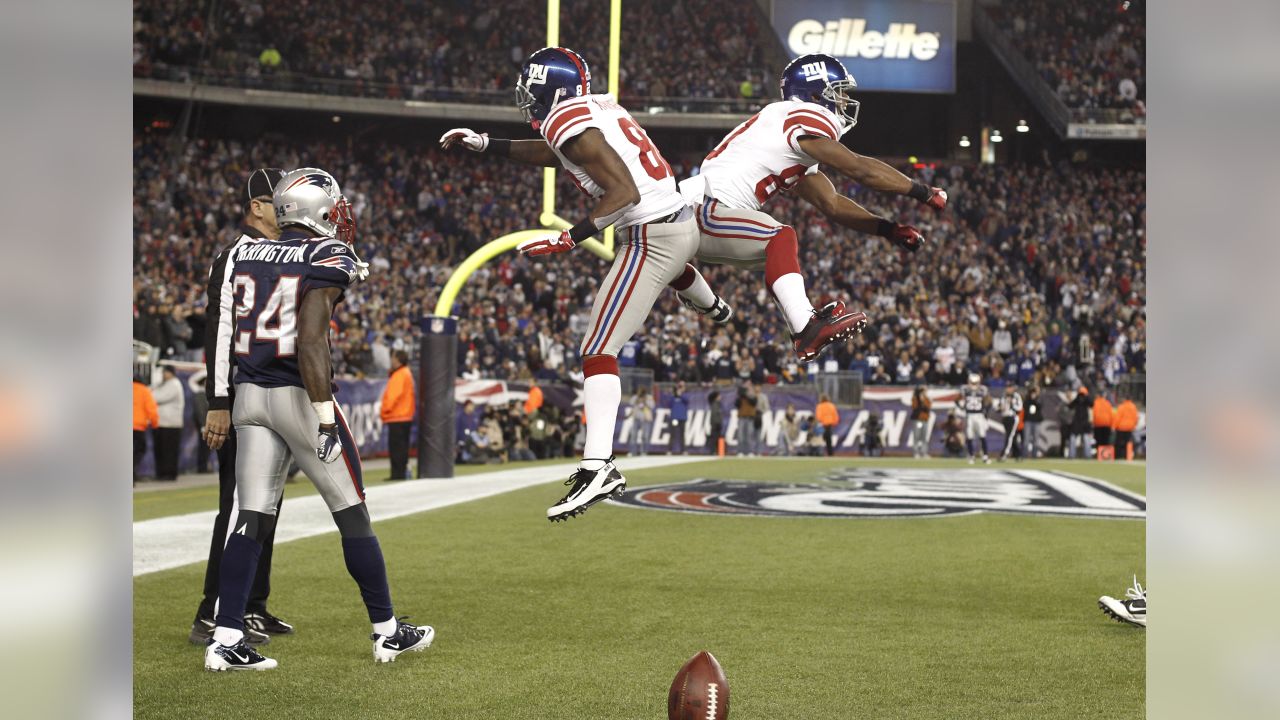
[771,0,957,93]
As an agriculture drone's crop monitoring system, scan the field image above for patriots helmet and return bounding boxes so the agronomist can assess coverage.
[273,167,356,243]
[780,53,860,134]
[516,46,592,129]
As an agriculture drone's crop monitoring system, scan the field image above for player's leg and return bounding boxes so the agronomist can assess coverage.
[274,388,433,661]
[668,262,732,323]
[693,200,866,360]
[206,385,290,671]
[553,219,697,521]
[244,485,291,636]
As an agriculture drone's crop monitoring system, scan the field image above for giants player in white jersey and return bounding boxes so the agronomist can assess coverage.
[674,53,949,361]
[440,47,722,522]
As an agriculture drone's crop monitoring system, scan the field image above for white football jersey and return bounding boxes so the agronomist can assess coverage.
[693,100,844,212]
[541,93,685,229]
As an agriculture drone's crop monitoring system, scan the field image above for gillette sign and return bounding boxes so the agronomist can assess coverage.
[772,0,956,93]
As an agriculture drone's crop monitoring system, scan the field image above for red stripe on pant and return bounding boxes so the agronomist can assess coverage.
[581,238,635,353]
[594,225,650,354]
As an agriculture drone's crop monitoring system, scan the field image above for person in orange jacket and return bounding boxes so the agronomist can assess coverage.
[1092,392,1115,458]
[814,394,840,457]
[380,351,416,480]
[1113,397,1140,460]
[524,377,544,415]
[133,375,159,482]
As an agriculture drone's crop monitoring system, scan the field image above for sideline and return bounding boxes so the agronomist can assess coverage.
[133,456,711,576]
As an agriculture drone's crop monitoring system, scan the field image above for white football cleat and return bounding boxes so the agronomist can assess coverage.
[204,639,277,671]
[548,458,627,522]
[1099,576,1146,628]
[372,619,435,663]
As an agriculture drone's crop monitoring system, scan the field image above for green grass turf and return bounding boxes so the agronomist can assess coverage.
[134,458,1145,719]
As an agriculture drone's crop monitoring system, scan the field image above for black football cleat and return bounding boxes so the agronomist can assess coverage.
[190,616,269,646]
[372,618,435,663]
[792,301,868,362]
[678,292,734,325]
[547,458,627,522]
[204,639,277,671]
[245,611,295,636]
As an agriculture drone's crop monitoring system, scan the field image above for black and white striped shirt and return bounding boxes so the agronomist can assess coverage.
[204,224,267,410]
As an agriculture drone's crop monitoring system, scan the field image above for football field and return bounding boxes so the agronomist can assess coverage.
[133,457,1145,719]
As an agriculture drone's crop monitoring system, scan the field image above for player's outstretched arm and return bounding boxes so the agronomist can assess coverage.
[795,171,927,253]
[519,128,640,258]
[298,286,345,462]
[439,128,559,167]
[797,136,947,210]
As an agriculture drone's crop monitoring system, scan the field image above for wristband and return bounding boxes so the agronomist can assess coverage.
[907,181,931,202]
[876,219,896,238]
[489,138,511,157]
[311,400,335,425]
[568,217,599,243]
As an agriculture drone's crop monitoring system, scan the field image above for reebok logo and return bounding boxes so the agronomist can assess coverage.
[788,19,941,61]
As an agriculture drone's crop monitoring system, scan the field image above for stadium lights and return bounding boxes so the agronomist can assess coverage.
[1016,120,1030,133]
[990,130,1004,143]
[958,136,971,148]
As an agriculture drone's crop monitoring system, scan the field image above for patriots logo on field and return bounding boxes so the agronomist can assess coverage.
[609,469,1146,520]
[800,61,828,81]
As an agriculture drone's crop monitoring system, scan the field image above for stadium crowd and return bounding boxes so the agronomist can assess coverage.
[133,0,771,105]
[986,0,1146,121]
[133,128,1146,400]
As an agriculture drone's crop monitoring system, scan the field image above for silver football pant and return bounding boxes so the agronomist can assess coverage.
[232,383,365,514]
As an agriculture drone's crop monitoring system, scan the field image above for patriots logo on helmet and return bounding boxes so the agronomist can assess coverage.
[284,173,335,193]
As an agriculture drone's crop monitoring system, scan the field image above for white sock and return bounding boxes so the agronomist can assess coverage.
[582,372,622,464]
[679,267,717,309]
[771,273,814,334]
[213,626,244,646]
[373,618,398,638]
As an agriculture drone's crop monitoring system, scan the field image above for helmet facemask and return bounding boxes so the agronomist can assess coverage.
[330,196,356,244]
[821,78,860,135]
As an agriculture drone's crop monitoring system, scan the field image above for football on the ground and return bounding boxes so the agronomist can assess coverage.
[668,650,730,720]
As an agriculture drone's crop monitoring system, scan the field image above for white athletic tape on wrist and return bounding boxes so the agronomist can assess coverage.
[312,401,335,425]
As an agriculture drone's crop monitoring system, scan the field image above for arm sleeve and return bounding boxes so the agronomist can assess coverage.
[783,107,841,155]
[540,99,596,151]
[204,244,238,410]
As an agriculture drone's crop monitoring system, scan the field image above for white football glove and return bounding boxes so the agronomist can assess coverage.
[440,128,489,152]
[316,424,342,464]
[353,258,371,283]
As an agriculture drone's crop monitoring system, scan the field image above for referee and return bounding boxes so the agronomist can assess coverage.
[189,168,294,645]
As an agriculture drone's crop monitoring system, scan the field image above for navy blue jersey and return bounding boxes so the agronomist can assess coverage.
[231,229,359,389]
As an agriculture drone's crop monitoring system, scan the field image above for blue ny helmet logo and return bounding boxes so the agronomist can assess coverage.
[526,63,549,85]
[800,61,828,81]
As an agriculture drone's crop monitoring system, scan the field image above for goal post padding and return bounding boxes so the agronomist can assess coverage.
[417,315,458,479]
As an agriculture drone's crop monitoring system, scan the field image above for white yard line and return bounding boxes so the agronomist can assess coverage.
[133,456,710,577]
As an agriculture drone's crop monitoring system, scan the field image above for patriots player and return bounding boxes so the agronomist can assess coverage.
[960,372,992,464]
[674,53,947,361]
[204,168,433,670]
[440,47,722,522]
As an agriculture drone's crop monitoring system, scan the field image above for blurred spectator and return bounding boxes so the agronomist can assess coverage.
[780,403,800,456]
[191,374,211,473]
[735,381,759,456]
[1065,386,1092,458]
[668,381,689,455]
[862,412,883,457]
[524,377,544,415]
[1023,385,1044,458]
[1113,396,1139,461]
[1092,390,1115,458]
[380,350,415,480]
[629,386,653,456]
[152,366,185,480]
[707,390,724,454]
[815,394,838,456]
[133,375,160,482]
[910,386,931,458]
[943,409,966,458]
